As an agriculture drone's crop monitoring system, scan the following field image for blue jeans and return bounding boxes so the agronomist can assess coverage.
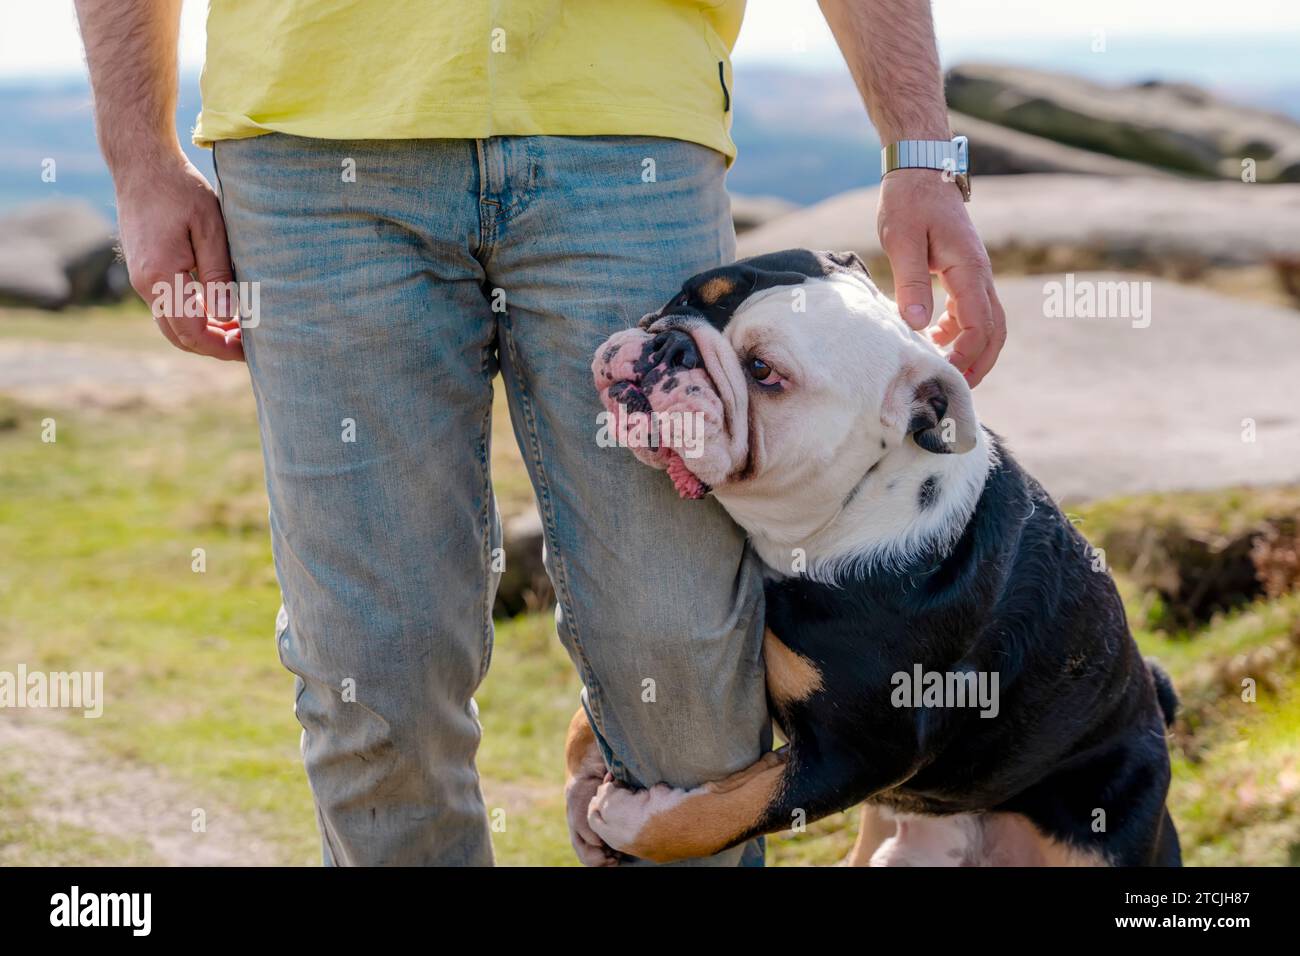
[213,134,768,865]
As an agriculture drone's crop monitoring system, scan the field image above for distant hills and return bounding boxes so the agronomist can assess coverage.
[2,66,1298,219]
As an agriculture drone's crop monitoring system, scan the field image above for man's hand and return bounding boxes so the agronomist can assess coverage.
[117,152,243,360]
[563,708,621,865]
[819,0,1007,386]
[878,169,1006,386]
[566,769,620,866]
[75,0,242,361]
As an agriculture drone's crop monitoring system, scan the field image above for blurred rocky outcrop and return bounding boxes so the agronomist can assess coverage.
[946,63,1300,182]
[729,193,797,234]
[738,174,1300,292]
[0,200,128,309]
[493,509,553,618]
[950,110,1176,178]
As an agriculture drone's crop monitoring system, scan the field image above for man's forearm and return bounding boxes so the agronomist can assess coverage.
[819,0,951,142]
[74,0,185,177]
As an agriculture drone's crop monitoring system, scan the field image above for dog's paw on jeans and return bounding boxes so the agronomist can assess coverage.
[587,776,692,860]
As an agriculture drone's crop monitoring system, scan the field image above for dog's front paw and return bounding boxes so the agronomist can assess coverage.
[587,778,690,861]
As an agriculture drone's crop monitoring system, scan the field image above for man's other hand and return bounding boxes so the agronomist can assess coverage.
[117,153,244,361]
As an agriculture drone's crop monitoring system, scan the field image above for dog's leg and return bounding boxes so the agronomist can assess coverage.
[588,743,883,864]
[564,707,620,866]
[587,748,790,863]
[844,804,895,866]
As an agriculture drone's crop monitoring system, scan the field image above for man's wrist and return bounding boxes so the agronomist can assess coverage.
[98,118,186,177]
[881,125,952,143]
[106,137,189,188]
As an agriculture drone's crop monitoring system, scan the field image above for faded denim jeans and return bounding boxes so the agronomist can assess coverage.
[213,134,768,865]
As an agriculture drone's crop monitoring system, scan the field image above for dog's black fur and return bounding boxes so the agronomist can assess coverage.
[752,437,1181,865]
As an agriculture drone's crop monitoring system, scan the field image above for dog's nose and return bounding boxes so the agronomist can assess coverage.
[649,329,701,371]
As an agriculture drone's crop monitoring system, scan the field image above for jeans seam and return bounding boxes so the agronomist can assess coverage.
[499,312,625,776]
[496,138,541,225]
[476,374,495,685]
[473,139,494,259]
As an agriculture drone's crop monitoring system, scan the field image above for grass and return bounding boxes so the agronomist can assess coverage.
[0,374,571,865]
[2,304,1298,866]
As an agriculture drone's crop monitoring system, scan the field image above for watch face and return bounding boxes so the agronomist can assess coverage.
[953,135,970,176]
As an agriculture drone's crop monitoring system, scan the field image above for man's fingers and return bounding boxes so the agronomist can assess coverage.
[157,273,245,362]
[939,263,996,383]
[163,196,244,360]
[931,307,960,347]
[151,310,195,354]
[882,230,934,330]
[190,198,236,321]
[136,268,202,357]
[961,284,1008,387]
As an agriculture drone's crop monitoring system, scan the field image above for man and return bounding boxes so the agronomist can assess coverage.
[75,0,1006,866]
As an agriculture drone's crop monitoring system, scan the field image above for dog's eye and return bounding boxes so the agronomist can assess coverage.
[748,357,773,382]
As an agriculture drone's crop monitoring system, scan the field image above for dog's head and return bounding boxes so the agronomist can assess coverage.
[591,249,978,516]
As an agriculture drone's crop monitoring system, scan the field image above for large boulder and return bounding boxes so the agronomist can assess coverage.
[737,175,1300,283]
[945,64,1300,182]
[493,509,553,618]
[955,276,1300,503]
[0,200,128,309]
[949,110,1176,178]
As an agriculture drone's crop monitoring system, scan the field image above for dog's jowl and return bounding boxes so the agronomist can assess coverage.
[576,248,1180,866]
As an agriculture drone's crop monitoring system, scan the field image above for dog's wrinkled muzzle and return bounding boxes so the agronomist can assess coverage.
[591,326,726,499]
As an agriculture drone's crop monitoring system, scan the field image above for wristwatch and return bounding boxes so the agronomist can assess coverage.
[881,135,971,201]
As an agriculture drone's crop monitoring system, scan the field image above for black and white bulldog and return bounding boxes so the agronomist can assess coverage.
[569,249,1180,867]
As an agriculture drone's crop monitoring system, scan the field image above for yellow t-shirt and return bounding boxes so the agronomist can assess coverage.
[194,0,746,161]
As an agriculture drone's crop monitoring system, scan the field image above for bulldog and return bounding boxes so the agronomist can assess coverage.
[568,248,1180,867]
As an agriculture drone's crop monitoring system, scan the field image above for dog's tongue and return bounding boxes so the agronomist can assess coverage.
[665,451,709,500]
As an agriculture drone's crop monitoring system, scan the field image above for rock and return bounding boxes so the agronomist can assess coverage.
[0,200,128,309]
[958,276,1300,504]
[1117,524,1264,630]
[949,110,1176,178]
[729,193,798,234]
[1252,517,1300,600]
[945,64,1300,183]
[493,508,553,618]
[737,175,1300,282]
[1096,514,1300,632]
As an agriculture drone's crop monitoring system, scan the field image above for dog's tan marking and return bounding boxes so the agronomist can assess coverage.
[616,750,788,863]
[696,275,736,305]
[564,706,600,779]
[764,628,824,704]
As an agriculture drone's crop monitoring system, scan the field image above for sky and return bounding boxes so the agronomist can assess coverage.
[3,0,1299,82]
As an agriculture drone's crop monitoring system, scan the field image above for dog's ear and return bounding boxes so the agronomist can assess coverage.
[883,358,977,454]
[822,250,871,280]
